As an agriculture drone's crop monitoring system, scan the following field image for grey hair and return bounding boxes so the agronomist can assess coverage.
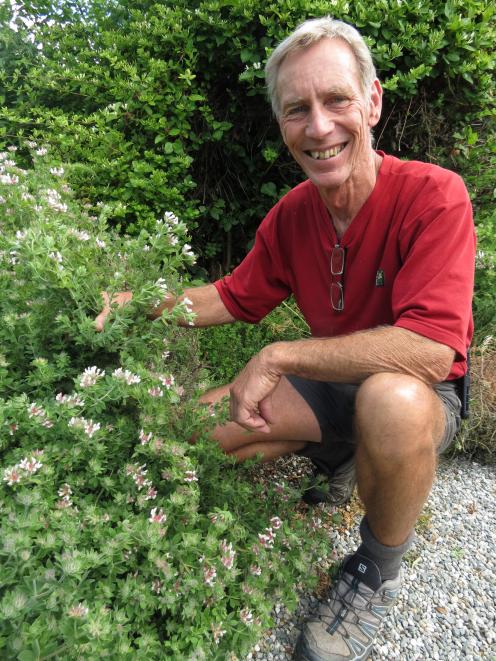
[265,17,377,118]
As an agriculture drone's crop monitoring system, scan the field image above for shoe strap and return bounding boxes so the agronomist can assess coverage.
[343,554,382,592]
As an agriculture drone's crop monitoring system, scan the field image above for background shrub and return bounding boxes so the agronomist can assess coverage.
[1,0,494,271]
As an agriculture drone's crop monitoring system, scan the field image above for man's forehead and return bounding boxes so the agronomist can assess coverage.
[277,38,361,89]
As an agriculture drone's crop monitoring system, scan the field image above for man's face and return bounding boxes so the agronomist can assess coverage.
[277,38,382,194]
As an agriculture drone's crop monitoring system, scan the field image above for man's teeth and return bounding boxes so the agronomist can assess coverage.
[309,145,344,160]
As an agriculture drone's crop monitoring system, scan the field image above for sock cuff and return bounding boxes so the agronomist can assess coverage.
[359,515,415,559]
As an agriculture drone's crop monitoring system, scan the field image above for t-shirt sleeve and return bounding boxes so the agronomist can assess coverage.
[392,172,475,362]
[213,204,292,323]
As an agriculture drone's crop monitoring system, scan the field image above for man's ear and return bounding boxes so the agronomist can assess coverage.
[368,79,383,129]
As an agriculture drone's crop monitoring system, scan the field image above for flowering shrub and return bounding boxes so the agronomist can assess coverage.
[0,147,330,659]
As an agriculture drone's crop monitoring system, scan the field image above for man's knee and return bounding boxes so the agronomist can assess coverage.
[355,372,441,459]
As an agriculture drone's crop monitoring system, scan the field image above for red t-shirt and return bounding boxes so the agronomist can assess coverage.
[214,153,475,380]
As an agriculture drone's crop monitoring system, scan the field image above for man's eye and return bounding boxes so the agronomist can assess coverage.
[286,106,306,116]
[328,96,348,106]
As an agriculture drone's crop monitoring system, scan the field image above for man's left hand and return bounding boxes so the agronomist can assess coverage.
[229,350,281,433]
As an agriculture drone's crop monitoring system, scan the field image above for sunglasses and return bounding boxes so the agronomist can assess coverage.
[330,244,345,311]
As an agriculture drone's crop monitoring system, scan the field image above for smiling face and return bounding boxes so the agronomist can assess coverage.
[277,38,382,197]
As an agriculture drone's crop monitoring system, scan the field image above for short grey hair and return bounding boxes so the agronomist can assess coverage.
[265,17,377,118]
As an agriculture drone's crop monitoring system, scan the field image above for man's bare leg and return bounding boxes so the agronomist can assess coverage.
[354,372,446,547]
[198,376,322,461]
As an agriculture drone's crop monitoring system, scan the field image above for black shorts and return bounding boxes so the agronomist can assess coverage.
[287,376,462,469]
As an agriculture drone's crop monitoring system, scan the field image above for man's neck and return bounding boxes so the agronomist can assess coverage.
[320,151,382,239]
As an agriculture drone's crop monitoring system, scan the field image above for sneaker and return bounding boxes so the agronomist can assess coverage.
[302,456,356,506]
[294,554,401,661]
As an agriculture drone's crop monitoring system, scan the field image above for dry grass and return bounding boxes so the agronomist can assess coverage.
[454,336,496,462]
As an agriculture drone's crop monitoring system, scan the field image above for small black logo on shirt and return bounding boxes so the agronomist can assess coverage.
[375,269,385,287]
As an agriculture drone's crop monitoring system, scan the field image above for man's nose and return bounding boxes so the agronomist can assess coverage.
[306,106,334,139]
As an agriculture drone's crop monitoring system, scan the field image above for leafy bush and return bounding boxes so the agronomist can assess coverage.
[199,300,310,385]
[1,0,494,269]
[0,147,330,659]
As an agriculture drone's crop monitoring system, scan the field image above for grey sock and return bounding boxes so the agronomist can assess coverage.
[356,516,415,582]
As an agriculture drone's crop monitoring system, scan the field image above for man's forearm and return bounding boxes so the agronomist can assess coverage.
[151,283,236,327]
[260,326,455,385]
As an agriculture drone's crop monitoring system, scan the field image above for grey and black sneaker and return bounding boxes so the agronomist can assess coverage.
[294,554,401,661]
[302,456,356,506]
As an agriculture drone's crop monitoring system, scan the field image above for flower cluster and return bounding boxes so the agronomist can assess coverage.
[57,483,73,509]
[159,373,175,389]
[211,622,227,645]
[149,507,167,524]
[203,564,217,587]
[220,539,236,570]
[44,188,68,213]
[3,451,44,486]
[68,228,91,241]
[79,366,105,388]
[184,470,198,483]
[258,524,279,549]
[68,416,101,438]
[239,608,255,626]
[126,463,156,500]
[68,603,89,618]
[27,402,53,428]
[55,392,84,407]
[112,368,141,385]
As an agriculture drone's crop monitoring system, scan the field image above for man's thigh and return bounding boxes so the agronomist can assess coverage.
[287,375,462,465]
[200,376,322,453]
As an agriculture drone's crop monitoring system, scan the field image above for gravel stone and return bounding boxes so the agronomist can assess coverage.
[245,456,496,660]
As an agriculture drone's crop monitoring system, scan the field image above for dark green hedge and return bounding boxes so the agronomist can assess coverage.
[1,0,494,271]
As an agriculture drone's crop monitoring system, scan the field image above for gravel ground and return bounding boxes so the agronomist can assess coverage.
[247,456,496,661]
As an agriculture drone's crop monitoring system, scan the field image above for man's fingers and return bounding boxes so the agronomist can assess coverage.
[94,291,132,332]
[258,396,275,426]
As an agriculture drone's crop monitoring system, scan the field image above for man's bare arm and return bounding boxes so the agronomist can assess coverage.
[264,326,455,385]
[95,283,236,331]
[229,326,455,433]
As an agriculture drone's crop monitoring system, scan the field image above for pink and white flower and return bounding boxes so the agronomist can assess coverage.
[270,516,282,530]
[184,470,198,483]
[144,486,157,501]
[203,565,217,587]
[258,527,276,549]
[139,429,153,445]
[28,403,45,418]
[83,419,100,438]
[240,608,254,625]
[149,507,167,524]
[112,368,140,385]
[220,540,236,570]
[55,392,84,406]
[211,623,226,644]
[250,564,262,576]
[68,603,88,618]
[19,457,43,473]
[3,466,22,485]
[151,579,162,594]
[0,174,19,185]
[58,483,73,502]
[148,387,163,398]
[159,374,175,389]
[79,366,105,388]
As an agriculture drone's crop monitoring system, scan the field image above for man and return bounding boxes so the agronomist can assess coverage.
[96,17,475,661]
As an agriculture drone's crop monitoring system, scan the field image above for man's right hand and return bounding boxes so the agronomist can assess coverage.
[94,291,133,332]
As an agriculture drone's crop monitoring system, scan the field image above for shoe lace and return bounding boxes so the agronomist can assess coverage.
[321,572,374,639]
